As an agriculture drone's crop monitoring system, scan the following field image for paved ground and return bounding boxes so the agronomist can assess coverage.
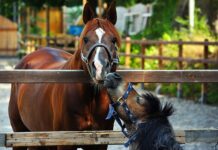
[0,58,218,150]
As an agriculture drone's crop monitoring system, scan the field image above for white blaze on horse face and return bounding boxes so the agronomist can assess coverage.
[94,47,103,80]
[94,28,105,80]
[95,28,105,43]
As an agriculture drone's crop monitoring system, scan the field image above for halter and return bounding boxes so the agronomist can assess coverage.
[106,83,143,147]
[81,42,119,78]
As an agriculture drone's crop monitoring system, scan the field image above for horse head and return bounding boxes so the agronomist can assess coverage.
[79,1,121,84]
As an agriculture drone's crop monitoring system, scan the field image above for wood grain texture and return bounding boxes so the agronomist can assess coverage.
[1,129,217,147]
[0,70,218,83]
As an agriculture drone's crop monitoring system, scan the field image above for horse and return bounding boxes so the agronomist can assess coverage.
[9,2,121,150]
[104,73,183,150]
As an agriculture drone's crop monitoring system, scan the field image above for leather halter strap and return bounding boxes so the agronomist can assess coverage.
[81,42,119,65]
[81,42,119,78]
[115,83,138,124]
[106,83,141,147]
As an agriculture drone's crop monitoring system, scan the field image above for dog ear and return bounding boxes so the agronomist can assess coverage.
[83,2,95,24]
[105,1,117,25]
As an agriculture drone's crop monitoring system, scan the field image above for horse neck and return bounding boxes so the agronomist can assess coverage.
[62,49,83,70]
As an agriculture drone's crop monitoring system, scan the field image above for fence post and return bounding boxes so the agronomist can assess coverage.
[125,37,131,68]
[46,5,50,46]
[155,43,163,94]
[158,43,163,69]
[141,43,146,89]
[75,36,79,51]
[53,36,57,47]
[64,36,68,50]
[199,39,209,103]
[141,44,145,70]
[39,37,42,47]
[177,39,183,99]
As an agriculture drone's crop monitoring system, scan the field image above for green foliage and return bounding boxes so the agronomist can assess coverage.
[143,0,178,39]
[172,8,213,40]
[127,2,217,104]
[207,83,218,105]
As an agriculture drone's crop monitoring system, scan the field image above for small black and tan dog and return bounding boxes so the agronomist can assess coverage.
[104,73,183,150]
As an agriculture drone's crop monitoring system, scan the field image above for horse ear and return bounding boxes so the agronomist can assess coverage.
[83,2,95,24]
[106,1,117,25]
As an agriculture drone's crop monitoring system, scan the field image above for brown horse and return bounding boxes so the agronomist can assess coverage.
[104,73,183,150]
[9,2,121,150]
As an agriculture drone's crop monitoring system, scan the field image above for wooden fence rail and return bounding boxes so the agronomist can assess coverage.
[1,129,218,147]
[0,70,218,83]
[0,70,217,147]
[21,35,218,103]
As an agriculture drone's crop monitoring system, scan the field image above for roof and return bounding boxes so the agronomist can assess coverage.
[0,15,17,29]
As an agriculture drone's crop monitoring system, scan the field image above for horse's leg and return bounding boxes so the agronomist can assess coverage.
[28,147,56,150]
[57,146,77,150]
[9,84,28,150]
[12,148,27,150]
[82,145,108,150]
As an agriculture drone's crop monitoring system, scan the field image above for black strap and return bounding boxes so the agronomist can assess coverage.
[80,42,119,78]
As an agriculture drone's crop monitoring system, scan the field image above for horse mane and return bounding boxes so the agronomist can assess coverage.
[142,92,175,118]
[79,18,121,49]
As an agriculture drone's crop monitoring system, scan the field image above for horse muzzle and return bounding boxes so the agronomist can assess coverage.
[92,57,111,82]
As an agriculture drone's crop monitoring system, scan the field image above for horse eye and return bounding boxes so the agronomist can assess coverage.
[83,37,89,44]
[111,37,117,44]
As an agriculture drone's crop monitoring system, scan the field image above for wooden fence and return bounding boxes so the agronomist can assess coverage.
[1,129,218,147]
[0,69,218,147]
[0,70,217,83]
[122,38,218,103]
[21,35,218,103]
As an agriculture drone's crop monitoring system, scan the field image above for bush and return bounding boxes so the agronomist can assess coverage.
[125,5,218,104]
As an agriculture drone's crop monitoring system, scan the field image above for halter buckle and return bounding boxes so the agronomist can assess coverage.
[117,96,124,103]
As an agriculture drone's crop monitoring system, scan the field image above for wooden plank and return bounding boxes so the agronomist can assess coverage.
[0,70,90,83]
[119,70,218,83]
[122,39,218,46]
[0,134,5,147]
[1,129,218,147]
[185,129,218,143]
[0,70,218,83]
[5,131,127,147]
[119,53,218,65]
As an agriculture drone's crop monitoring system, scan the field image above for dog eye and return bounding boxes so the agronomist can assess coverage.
[136,96,145,105]
[83,37,89,44]
[136,97,141,104]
